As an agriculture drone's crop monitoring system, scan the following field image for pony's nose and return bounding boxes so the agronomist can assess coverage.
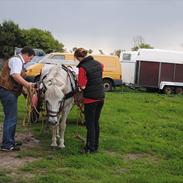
[48,119,58,125]
[50,121,58,125]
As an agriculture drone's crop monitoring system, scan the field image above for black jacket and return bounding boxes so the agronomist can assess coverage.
[77,56,105,100]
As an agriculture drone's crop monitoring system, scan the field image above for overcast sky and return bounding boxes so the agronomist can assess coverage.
[0,0,183,54]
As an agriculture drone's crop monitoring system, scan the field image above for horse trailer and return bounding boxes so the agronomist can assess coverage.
[120,51,138,86]
[134,49,183,94]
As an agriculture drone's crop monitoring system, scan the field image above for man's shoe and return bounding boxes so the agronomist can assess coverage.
[1,146,21,152]
[15,141,22,146]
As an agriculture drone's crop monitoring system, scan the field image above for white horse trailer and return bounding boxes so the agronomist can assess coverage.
[135,49,183,94]
[120,51,138,85]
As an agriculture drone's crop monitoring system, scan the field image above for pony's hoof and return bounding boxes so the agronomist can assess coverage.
[51,146,58,151]
[58,145,65,149]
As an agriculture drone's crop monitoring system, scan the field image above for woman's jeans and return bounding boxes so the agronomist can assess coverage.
[84,100,104,152]
[0,87,18,148]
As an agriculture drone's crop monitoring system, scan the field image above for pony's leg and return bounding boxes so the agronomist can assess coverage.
[58,103,73,148]
[58,115,67,148]
[56,124,60,139]
[51,126,58,147]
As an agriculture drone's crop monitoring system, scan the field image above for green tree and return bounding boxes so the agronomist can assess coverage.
[98,49,104,55]
[132,43,154,51]
[88,49,93,54]
[0,20,25,58]
[131,36,153,51]
[0,20,65,58]
[22,28,64,53]
[112,49,122,57]
[72,47,77,53]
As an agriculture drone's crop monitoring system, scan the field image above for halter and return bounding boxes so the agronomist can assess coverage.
[40,64,77,119]
[45,100,65,118]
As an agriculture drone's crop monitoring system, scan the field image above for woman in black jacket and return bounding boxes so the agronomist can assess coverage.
[74,48,105,154]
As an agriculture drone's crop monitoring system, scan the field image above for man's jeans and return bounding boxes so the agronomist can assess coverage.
[0,87,18,148]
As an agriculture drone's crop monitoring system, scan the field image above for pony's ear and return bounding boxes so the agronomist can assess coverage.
[49,80,53,86]
[40,81,47,93]
[44,80,52,88]
[39,83,44,90]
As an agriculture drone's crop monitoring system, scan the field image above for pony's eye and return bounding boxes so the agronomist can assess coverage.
[48,80,52,86]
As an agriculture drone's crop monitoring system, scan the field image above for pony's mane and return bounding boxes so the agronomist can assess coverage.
[45,65,67,99]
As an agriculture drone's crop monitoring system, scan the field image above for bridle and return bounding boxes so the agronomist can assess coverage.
[40,64,77,119]
[44,99,65,118]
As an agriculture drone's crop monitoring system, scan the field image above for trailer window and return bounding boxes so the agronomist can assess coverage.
[123,53,131,61]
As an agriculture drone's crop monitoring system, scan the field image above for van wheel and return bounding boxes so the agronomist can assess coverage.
[175,87,183,94]
[163,86,173,94]
[103,79,112,92]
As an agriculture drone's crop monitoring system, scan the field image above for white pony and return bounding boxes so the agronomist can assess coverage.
[40,64,77,148]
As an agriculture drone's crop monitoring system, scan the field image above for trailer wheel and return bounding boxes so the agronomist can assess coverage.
[175,87,183,94]
[103,79,112,92]
[163,86,173,94]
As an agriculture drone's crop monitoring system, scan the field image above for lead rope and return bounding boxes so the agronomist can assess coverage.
[73,91,85,143]
[22,87,37,136]
[39,99,47,133]
[74,106,85,143]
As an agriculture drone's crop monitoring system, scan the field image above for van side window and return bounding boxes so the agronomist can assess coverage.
[123,53,131,61]
[51,55,65,60]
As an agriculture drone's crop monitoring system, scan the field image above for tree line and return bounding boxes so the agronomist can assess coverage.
[0,20,153,59]
[0,20,64,58]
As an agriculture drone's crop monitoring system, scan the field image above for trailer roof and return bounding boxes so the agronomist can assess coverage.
[137,49,183,64]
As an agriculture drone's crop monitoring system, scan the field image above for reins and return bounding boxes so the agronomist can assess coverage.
[22,86,38,136]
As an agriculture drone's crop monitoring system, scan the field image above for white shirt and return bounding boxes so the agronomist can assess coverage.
[8,54,25,75]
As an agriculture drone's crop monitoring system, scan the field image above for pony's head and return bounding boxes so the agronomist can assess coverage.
[42,66,66,125]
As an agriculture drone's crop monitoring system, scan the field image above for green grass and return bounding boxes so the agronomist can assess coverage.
[0,88,183,183]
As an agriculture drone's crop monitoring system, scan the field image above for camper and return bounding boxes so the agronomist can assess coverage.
[120,51,138,85]
[135,49,183,94]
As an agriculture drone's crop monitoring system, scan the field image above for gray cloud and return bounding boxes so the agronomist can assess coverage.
[0,0,183,53]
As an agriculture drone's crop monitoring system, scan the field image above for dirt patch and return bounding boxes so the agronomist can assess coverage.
[124,153,147,160]
[15,132,40,148]
[104,149,119,156]
[0,153,37,169]
[0,124,40,170]
[123,152,159,162]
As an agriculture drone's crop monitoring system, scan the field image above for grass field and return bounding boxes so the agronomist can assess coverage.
[0,88,183,183]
